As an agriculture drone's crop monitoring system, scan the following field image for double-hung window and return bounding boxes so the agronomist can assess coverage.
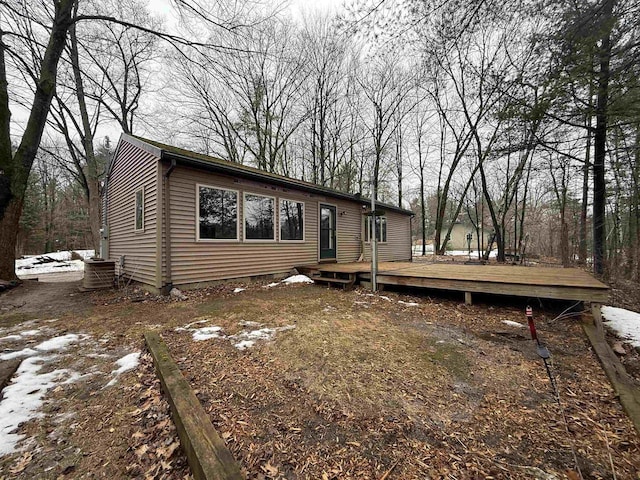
[364,215,387,243]
[198,185,238,240]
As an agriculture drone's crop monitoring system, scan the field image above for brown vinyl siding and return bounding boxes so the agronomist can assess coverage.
[166,166,411,286]
[361,211,412,262]
[107,141,159,285]
[167,166,321,285]
[106,136,413,289]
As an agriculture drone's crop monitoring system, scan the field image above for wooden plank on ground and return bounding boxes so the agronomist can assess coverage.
[144,331,244,480]
[0,359,21,398]
[583,308,640,435]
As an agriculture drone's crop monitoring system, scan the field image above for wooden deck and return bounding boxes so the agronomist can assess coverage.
[298,262,609,303]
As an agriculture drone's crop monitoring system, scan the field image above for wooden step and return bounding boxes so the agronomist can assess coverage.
[314,276,354,284]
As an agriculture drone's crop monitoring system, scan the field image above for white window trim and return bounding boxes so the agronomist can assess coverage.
[364,215,388,244]
[279,198,305,243]
[196,183,240,242]
[134,187,144,232]
[243,192,276,242]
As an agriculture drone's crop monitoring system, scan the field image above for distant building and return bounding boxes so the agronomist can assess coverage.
[438,222,490,251]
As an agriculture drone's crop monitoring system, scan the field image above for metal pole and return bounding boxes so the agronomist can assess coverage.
[371,180,377,292]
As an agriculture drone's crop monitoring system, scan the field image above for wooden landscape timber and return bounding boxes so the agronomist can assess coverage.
[144,331,244,480]
[583,305,640,435]
[299,262,609,304]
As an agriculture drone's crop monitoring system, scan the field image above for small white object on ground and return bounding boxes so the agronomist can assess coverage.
[263,282,281,288]
[170,288,187,300]
[233,287,246,293]
[602,306,640,348]
[398,300,419,306]
[502,320,526,328]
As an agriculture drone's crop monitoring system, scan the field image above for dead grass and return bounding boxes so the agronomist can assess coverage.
[161,285,640,480]
[1,279,639,479]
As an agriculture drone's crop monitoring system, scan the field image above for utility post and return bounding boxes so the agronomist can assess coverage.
[370,179,378,292]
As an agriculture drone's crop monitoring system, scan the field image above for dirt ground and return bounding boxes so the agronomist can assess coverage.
[0,272,639,479]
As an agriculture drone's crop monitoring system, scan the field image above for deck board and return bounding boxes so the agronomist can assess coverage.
[298,261,609,302]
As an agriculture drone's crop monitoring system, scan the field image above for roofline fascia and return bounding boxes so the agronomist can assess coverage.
[159,151,413,216]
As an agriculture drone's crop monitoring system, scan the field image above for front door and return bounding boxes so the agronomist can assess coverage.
[319,204,337,260]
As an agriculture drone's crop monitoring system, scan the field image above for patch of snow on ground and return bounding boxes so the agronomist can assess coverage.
[281,274,313,284]
[34,334,83,352]
[113,352,140,375]
[0,348,38,360]
[0,357,74,455]
[398,300,419,306]
[602,306,640,348]
[263,275,313,288]
[177,320,294,350]
[175,319,209,331]
[502,320,525,328]
[15,250,94,276]
[105,352,141,387]
[192,326,224,341]
[0,335,22,342]
[233,287,246,293]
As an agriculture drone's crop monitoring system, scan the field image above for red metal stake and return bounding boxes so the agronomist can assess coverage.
[526,305,538,342]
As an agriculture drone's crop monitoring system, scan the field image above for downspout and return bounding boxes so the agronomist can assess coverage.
[99,171,110,259]
[163,158,176,295]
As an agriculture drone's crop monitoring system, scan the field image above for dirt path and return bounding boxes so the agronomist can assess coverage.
[0,279,91,322]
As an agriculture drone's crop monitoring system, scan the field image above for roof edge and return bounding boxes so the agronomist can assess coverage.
[127,134,413,216]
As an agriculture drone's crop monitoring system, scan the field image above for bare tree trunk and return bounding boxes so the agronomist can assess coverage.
[579,102,593,265]
[0,0,75,279]
[593,0,614,277]
[70,15,101,253]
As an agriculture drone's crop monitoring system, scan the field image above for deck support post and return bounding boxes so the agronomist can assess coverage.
[464,291,472,305]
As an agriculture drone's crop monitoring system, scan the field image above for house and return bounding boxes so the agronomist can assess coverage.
[103,134,414,293]
[438,221,490,251]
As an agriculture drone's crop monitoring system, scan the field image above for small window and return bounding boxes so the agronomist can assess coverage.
[135,188,144,231]
[280,199,304,241]
[198,185,238,240]
[244,193,275,240]
[365,215,387,243]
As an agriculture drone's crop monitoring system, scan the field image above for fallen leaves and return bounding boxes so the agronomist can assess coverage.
[123,352,190,479]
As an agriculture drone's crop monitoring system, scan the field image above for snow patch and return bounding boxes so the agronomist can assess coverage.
[15,250,94,276]
[602,306,640,348]
[0,335,22,343]
[281,275,313,284]
[105,352,140,387]
[192,326,224,341]
[177,320,295,350]
[398,300,419,307]
[0,356,74,455]
[502,320,526,328]
[33,334,83,352]
[263,275,313,288]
